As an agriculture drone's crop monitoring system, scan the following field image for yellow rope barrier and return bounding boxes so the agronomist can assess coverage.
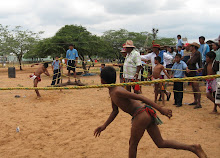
[172,90,206,94]
[0,75,219,90]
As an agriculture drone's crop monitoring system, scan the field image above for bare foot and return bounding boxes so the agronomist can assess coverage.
[209,111,218,114]
[36,96,41,100]
[192,144,207,158]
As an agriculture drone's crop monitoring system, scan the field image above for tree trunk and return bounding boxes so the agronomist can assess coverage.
[78,55,86,70]
[17,54,23,70]
[19,58,22,70]
[88,55,94,67]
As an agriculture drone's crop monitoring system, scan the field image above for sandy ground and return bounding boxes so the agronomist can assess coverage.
[0,65,220,158]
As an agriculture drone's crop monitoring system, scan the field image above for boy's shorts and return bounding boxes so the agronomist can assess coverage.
[206,79,217,93]
[30,74,41,82]
[67,60,76,72]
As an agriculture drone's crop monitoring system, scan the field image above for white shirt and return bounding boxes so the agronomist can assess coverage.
[141,52,172,75]
[164,52,176,65]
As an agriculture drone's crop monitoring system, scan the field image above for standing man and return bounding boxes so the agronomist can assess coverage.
[186,42,202,109]
[141,44,172,101]
[66,44,78,82]
[176,35,184,50]
[183,43,191,63]
[123,40,142,93]
[198,36,210,67]
[113,48,127,83]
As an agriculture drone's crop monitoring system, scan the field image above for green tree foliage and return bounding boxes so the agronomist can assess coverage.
[25,26,176,65]
[0,24,43,70]
[101,29,149,59]
[31,25,106,69]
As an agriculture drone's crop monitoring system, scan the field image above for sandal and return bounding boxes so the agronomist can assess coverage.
[188,102,197,106]
[194,105,202,109]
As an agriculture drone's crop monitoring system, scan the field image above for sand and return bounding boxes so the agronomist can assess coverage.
[0,66,220,158]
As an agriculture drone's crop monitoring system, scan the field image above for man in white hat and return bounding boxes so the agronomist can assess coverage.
[123,40,142,93]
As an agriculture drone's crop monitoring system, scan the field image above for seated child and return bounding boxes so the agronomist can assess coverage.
[153,56,171,106]
[94,66,207,158]
[171,54,190,107]
[30,63,50,98]
[199,51,219,114]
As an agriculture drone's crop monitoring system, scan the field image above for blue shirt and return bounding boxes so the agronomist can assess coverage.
[158,50,165,64]
[172,61,187,78]
[177,50,184,57]
[52,60,60,70]
[198,43,210,62]
[66,49,79,60]
[176,39,183,49]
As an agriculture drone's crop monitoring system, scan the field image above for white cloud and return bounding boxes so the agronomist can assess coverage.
[0,0,219,41]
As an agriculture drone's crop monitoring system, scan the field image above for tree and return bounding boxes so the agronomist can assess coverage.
[101,29,149,59]
[152,28,159,40]
[52,25,102,69]
[0,24,43,70]
[30,25,106,70]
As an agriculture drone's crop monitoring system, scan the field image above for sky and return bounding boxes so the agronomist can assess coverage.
[0,0,219,42]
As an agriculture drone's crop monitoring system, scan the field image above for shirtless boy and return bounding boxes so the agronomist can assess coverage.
[198,51,219,114]
[30,63,50,98]
[94,66,207,158]
[152,56,170,106]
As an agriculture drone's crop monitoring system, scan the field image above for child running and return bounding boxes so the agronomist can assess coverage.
[30,63,50,98]
[199,51,219,114]
[152,56,170,106]
[94,66,207,158]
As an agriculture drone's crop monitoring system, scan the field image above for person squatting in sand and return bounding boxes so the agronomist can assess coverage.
[152,56,170,106]
[94,66,207,158]
[30,63,50,98]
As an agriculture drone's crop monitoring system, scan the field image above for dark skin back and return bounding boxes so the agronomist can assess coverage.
[94,82,172,137]
[109,87,145,116]
[31,64,50,76]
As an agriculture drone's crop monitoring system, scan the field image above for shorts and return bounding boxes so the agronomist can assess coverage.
[67,60,76,71]
[153,78,160,85]
[206,79,217,93]
[132,105,162,125]
[30,74,41,82]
